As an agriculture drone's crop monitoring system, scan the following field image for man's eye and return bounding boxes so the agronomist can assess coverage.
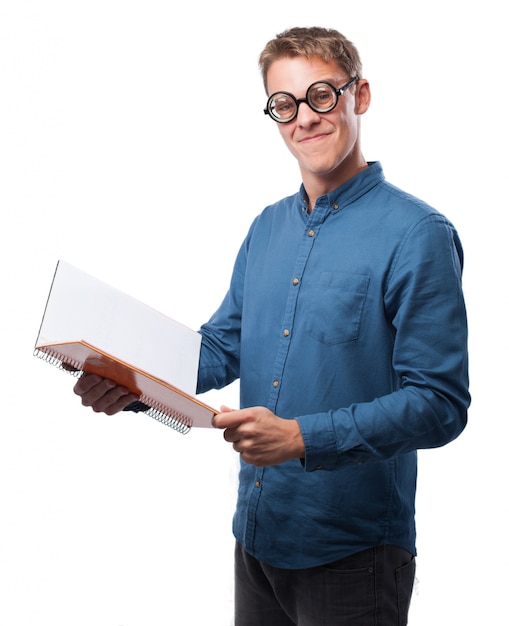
[316,92,332,102]
[310,88,334,106]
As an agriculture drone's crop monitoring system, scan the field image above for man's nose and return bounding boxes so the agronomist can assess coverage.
[295,100,321,126]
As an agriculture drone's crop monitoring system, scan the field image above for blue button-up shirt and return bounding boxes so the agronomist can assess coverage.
[197,162,469,569]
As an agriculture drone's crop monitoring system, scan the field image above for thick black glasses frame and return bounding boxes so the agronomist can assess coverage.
[264,76,359,123]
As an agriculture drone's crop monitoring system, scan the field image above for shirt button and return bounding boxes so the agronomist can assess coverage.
[255,480,261,488]
[332,203,339,210]
[283,329,290,337]
[292,277,299,286]
[307,229,315,237]
[273,380,279,388]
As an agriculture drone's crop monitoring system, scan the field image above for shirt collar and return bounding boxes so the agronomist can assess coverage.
[298,162,385,213]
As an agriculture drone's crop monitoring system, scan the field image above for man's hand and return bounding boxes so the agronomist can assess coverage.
[212,405,305,467]
[73,373,140,415]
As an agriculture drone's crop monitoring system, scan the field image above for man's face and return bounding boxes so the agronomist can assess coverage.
[266,55,369,191]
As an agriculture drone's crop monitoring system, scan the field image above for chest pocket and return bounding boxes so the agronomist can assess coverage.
[303,272,370,345]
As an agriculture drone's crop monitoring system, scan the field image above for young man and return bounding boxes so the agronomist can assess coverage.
[73,27,470,625]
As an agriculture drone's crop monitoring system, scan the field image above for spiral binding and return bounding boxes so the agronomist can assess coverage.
[142,396,192,434]
[33,348,82,376]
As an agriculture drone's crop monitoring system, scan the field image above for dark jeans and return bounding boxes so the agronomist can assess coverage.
[234,541,415,626]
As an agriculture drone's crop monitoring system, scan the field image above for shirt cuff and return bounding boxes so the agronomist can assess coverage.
[295,412,339,472]
[123,400,150,413]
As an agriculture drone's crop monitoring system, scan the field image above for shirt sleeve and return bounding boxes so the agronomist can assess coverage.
[297,214,470,471]
[196,234,248,394]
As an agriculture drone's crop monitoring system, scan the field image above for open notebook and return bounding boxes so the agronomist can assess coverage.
[34,260,217,434]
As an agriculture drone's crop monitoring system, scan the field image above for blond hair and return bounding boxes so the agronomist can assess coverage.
[259,26,362,93]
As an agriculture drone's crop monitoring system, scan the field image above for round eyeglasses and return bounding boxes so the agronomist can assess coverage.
[264,77,359,123]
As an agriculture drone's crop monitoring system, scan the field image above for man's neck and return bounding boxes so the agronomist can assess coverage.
[303,159,369,213]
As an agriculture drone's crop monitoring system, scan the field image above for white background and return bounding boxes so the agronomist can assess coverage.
[1,1,507,624]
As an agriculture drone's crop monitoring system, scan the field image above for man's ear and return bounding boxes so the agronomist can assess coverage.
[355,79,371,115]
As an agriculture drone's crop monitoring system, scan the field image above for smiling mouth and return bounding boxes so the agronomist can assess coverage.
[299,132,330,144]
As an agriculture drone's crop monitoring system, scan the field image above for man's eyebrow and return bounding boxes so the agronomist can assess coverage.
[271,77,348,94]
